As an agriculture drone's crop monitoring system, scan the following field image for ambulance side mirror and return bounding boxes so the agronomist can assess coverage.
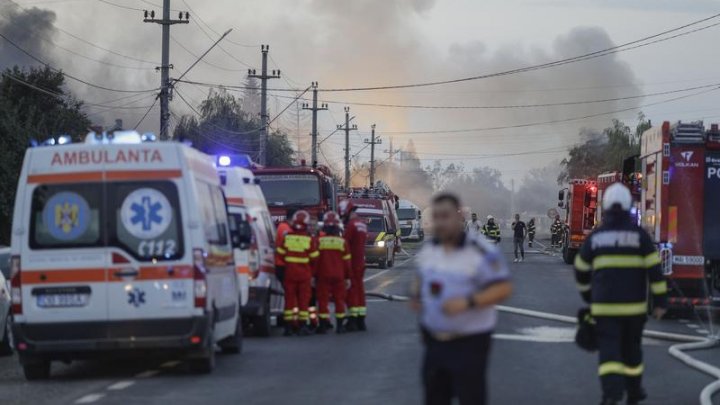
[229,215,253,249]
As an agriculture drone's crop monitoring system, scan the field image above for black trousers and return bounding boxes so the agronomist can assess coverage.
[422,331,492,405]
[596,316,646,401]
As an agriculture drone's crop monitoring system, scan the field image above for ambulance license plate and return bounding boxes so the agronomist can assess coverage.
[37,294,89,308]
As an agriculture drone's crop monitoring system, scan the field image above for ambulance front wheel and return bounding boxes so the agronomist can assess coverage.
[21,357,51,380]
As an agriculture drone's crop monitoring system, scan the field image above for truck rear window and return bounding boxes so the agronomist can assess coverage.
[30,181,183,261]
[397,208,416,220]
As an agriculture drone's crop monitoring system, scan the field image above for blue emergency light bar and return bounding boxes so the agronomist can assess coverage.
[215,154,254,168]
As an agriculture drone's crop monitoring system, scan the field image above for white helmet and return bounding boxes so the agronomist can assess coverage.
[602,182,632,211]
[487,215,494,220]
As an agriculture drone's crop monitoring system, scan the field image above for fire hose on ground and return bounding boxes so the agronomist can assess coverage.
[366,292,720,404]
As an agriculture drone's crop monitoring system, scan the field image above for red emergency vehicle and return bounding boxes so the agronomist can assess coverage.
[558,179,598,264]
[348,182,402,267]
[639,121,720,311]
[253,161,338,223]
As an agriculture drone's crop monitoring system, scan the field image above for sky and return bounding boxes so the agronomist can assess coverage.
[2,0,720,185]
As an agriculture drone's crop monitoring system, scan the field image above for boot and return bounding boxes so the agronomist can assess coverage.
[298,323,313,336]
[316,319,332,335]
[336,319,347,334]
[626,388,647,404]
[283,323,294,337]
[345,317,359,332]
[357,315,367,332]
[600,400,619,405]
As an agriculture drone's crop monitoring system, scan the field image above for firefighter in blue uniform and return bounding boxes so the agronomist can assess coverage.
[574,183,667,405]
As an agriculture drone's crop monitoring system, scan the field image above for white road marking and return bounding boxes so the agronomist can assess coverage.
[493,333,573,343]
[75,394,105,404]
[687,324,700,329]
[363,257,414,283]
[107,381,135,391]
[135,370,160,378]
[696,329,710,335]
[160,360,181,368]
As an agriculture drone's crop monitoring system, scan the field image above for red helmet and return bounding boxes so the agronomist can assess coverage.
[323,211,341,227]
[291,210,311,231]
[338,199,356,217]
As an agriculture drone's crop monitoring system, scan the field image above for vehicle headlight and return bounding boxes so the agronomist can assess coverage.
[376,240,386,247]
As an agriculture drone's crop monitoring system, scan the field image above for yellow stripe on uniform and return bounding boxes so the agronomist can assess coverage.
[650,280,667,295]
[309,251,320,258]
[284,234,312,252]
[576,283,591,292]
[592,255,645,270]
[285,256,310,264]
[574,255,592,272]
[342,254,352,260]
[624,364,644,376]
[276,247,287,255]
[599,362,626,376]
[375,232,386,242]
[644,252,662,267]
[591,302,647,316]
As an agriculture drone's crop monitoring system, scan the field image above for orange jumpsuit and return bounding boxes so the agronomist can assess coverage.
[316,234,352,320]
[276,230,318,325]
[344,217,368,318]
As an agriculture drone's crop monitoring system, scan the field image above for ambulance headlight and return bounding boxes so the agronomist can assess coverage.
[376,240,386,248]
[218,155,232,167]
[57,135,72,145]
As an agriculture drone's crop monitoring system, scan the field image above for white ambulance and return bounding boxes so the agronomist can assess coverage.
[9,131,241,380]
[218,164,283,337]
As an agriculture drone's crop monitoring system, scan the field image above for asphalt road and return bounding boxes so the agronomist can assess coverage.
[1,239,718,404]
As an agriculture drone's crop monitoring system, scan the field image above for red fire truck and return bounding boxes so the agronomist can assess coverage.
[558,179,598,264]
[640,121,720,311]
[253,161,338,223]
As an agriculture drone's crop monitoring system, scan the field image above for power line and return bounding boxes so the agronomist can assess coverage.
[133,95,160,129]
[268,82,720,110]
[178,14,720,93]
[309,14,720,92]
[371,86,719,135]
[0,32,159,93]
[170,36,245,72]
[178,0,258,48]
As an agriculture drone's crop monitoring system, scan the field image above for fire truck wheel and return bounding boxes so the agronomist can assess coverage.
[562,247,577,265]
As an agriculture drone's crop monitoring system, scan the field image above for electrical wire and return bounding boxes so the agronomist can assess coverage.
[133,95,160,129]
[170,36,245,72]
[178,0,258,48]
[0,32,159,93]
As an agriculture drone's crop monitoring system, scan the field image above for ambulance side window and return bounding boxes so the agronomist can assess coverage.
[30,183,103,249]
[196,182,229,248]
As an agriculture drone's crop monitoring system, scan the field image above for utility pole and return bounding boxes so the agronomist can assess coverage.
[383,138,401,187]
[302,82,327,166]
[248,45,281,166]
[336,106,357,190]
[143,1,189,140]
[365,124,382,187]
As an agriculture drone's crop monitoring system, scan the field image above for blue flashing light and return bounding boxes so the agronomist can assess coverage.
[218,155,232,167]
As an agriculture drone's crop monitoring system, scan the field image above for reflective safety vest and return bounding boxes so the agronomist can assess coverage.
[550,220,563,235]
[528,220,536,235]
[317,235,351,280]
[573,214,667,317]
[482,223,500,239]
[276,231,318,280]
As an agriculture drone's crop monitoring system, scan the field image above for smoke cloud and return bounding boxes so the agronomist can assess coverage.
[0,3,57,69]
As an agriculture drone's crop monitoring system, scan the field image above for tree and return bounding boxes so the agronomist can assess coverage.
[558,115,648,184]
[0,66,90,244]
[173,88,294,167]
[516,164,562,214]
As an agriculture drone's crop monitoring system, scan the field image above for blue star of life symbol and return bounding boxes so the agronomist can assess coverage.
[130,196,164,231]
[127,288,146,307]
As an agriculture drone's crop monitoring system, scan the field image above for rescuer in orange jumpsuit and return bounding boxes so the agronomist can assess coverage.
[276,210,318,336]
[274,208,297,285]
[339,199,369,332]
[315,211,352,334]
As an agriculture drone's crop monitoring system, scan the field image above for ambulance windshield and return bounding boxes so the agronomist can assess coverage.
[256,174,320,207]
[363,216,386,233]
